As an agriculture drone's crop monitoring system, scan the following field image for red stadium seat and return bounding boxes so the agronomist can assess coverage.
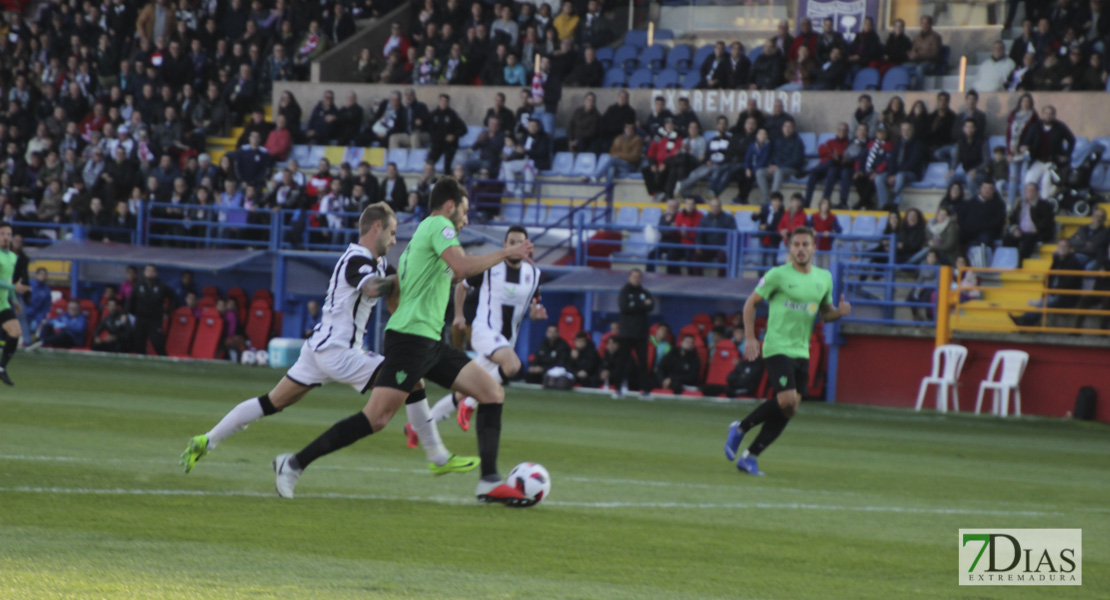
[644,341,655,371]
[272,311,283,337]
[227,286,248,306]
[678,324,701,343]
[77,299,99,349]
[691,313,713,337]
[201,285,220,299]
[246,299,273,351]
[191,308,224,359]
[251,289,274,307]
[599,331,616,358]
[47,298,68,321]
[558,306,582,347]
[166,307,198,358]
[706,340,739,387]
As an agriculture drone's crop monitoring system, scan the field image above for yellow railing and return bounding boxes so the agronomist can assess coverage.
[935,266,1110,344]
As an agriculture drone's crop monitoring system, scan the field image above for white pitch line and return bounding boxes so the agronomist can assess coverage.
[0,486,1068,517]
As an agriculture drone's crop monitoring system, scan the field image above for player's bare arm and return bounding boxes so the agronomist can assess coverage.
[529,296,548,320]
[453,281,468,329]
[359,274,397,299]
[742,291,764,361]
[820,294,852,323]
[440,241,533,280]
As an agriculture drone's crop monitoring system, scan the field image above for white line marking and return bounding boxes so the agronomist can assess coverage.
[0,486,1067,516]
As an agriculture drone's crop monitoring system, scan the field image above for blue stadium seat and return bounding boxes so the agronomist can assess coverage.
[290,145,311,165]
[572,153,597,177]
[881,67,910,91]
[385,148,408,170]
[1071,137,1091,166]
[550,152,575,176]
[835,214,852,234]
[342,147,364,166]
[306,146,327,166]
[939,45,951,75]
[681,70,700,89]
[523,203,543,225]
[596,46,615,70]
[665,44,692,72]
[852,68,880,90]
[628,68,654,88]
[404,148,428,172]
[736,212,758,232]
[691,44,715,72]
[641,45,667,70]
[653,29,674,42]
[990,247,1019,270]
[639,206,662,226]
[655,69,680,89]
[625,30,648,48]
[748,45,763,63]
[1093,137,1110,160]
[502,202,524,223]
[537,112,556,137]
[616,206,639,226]
[799,132,818,158]
[593,153,611,177]
[988,135,1006,154]
[459,125,483,149]
[910,162,949,188]
[618,232,651,259]
[614,45,639,72]
[545,204,571,226]
[851,214,877,235]
[1092,164,1110,192]
[603,67,627,88]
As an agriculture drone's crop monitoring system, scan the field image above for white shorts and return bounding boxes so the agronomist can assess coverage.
[470,326,515,381]
[286,341,385,393]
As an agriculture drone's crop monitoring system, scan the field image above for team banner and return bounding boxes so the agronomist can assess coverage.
[796,0,881,42]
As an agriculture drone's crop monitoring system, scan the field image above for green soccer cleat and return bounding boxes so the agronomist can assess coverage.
[427,454,480,476]
[180,435,209,473]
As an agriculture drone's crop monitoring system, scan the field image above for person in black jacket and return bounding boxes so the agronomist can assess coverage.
[726,42,751,88]
[567,331,601,387]
[877,121,924,210]
[1010,239,1084,327]
[656,334,701,394]
[499,119,551,197]
[525,324,570,383]
[91,297,134,353]
[960,181,1008,248]
[1002,183,1057,264]
[128,264,173,355]
[426,94,468,175]
[700,41,731,89]
[1020,105,1075,199]
[379,163,410,213]
[612,269,654,398]
[751,39,785,89]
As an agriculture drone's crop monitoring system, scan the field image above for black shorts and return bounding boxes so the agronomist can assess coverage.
[375,330,472,392]
[0,308,16,325]
[765,355,809,395]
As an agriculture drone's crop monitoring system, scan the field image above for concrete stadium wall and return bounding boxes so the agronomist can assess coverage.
[836,333,1110,423]
[273,83,1110,139]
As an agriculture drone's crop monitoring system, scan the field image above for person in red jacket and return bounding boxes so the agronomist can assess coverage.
[777,193,807,245]
[788,18,818,61]
[852,125,893,209]
[673,196,702,273]
[804,122,852,206]
[641,119,683,201]
[809,197,843,267]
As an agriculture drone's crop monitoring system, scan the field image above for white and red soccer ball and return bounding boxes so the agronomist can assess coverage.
[507,462,551,505]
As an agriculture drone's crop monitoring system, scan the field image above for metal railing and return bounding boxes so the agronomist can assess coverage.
[12,219,139,246]
[836,261,942,327]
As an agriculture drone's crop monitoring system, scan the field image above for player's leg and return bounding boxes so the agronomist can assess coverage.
[725,356,793,462]
[456,346,519,430]
[732,357,805,475]
[0,314,23,385]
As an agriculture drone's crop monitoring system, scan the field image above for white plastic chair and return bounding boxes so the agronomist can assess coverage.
[975,350,1029,417]
[915,344,968,413]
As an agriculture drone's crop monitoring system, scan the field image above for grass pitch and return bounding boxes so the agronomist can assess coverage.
[0,352,1106,599]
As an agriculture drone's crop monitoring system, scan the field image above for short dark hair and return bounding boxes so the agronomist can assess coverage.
[575,331,590,340]
[937,91,950,101]
[0,223,11,232]
[966,90,979,99]
[505,224,528,241]
[770,191,784,202]
[428,176,467,211]
[790,226,816,241]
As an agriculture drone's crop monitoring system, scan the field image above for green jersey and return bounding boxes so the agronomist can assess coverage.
[0,250,16,311]
[388,214,461,340]
[754,263,833,359]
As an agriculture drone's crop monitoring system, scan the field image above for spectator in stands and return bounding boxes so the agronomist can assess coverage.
[752,39,786,90]
[219,298,246,362]
[552,2,578,41]
[239,109,274,148]
[526,324,570,384]
[756,120,804,203]
[695,197,736,277]
[805,122,852,207]
[379,162,409,213]
[742,126,772,204]
[502,53,527,86]
[789,17,817,61]
[880,96,907,140]
[780,44,817,90]
[877,122,924,210]
[976,41,1017,92]
[1004,93,1038,204]
[1068,50,1108,90]
[264,115,293,162]
[925,92,956,158]
[679,117,730,196]
[1029,52,1066,89]
[907,250,940,321]
[848,16,883,71]
[1020,105,1075,199]
[710,116,757,201]
[304,90,338,145]
[754,191,785,265]
[721,42,750,89]
[597,90,636,151]
[415,45,443,85]
[466,117,506,177]
[771,20,794,55]
[650,323,673,358]
[665,121,707,198]
[335,93,366,147]
[36,299,87,349]
[701,41,731,89]
[234,131,271,187]
[566,47,604,88]
[809,198,842,265]
[567,92,601,154]
[426,94,467,174]
[110,200,139,244]
[672,98,701,134]
[536,56,564,113]
[674,196,702,270]
[906,16,943,90]
[1010,239,1084,327]
[1068,207,1109,269]
[587,122,641,185]
[91,297,134,353]
[174,270,197,304]
[897,209,927,263]
[815,17,847,63]
[907,206,960,265]
[642,119,683,201]
[576,0,612,49]
[777,193,808,243]
[598,336,625,389]
[815,46,849,90]
[1003,183,1057,264]
[647,198,681,275]
[883,18,913,66]
[961,181,1008,248]
[1008,52,1039,90]
[656,334,700,395]
[851,94,878,134]
[643,95,673,139]
[612,268,653,399]
[567,331,600,387]
[500,119,551,197]
[764,99,794,139]
[947,119,990,189]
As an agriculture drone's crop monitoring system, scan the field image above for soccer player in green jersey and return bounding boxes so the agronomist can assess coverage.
[274,177,535,505]
[724,226,850,475]
[0,224,31,386]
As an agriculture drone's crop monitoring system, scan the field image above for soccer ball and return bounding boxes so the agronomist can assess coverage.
[255,350,268,367]
[241,350,257,365]
[507,462,551,505]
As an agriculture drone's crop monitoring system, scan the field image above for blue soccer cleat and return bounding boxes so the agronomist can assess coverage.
[736,455,764,476]
[724,421,745,461]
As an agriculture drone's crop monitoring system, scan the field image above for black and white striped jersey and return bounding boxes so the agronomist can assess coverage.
[309,243,389,351]
[464,261,541,346]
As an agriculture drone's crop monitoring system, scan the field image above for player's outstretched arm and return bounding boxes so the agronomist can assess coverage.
[820,294,852,323]
[452,282,468,329]
[359,274,397,299]
[440,241,533,279]
[742,291,763,362]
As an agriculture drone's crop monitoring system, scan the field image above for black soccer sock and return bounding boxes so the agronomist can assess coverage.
[475,403,503,479]
[258,393,280,416]
[739,398,783,433]
[404,388,426,405]
[497,366,510,385]
[747,412,791,456]
[0,331,16,369]
[294,412,374,469]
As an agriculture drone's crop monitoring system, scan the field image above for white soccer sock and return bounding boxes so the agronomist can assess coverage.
[406,399,449,465]
[429,393,457,423]
[462,396,478,409]
[206,398,265,449]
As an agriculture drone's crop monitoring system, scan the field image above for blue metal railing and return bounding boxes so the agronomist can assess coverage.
[836,261,941,327]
